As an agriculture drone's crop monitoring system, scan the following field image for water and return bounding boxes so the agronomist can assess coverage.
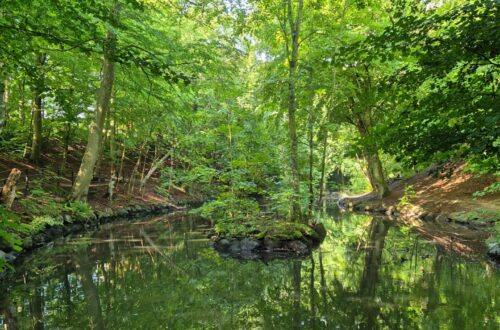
[1,210,499,329]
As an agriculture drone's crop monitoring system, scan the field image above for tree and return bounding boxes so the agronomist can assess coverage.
[71,3,119,201]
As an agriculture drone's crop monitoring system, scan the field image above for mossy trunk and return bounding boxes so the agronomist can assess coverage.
[71,7,118,201]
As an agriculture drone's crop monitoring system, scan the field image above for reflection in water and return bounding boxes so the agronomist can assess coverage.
[1,211,499,329]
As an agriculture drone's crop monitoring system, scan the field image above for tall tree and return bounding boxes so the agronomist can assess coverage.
[30,52,45,165]
[71,3,119,201]
[284,0,304,221]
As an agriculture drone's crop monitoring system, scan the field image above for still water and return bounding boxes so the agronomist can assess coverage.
[1,210,499,329]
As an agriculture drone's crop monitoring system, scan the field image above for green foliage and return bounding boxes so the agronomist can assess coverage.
[473,182,500,198]
[29,215,63,234]
[193,194,260,223]
[0,206,27,270]
[18,192,62,218]
[62,201,94,219]
[398,185,417,208]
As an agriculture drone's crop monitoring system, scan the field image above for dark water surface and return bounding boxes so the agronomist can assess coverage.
[1,210,499,329]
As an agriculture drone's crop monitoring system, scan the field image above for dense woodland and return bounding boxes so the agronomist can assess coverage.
[0,0,498,269]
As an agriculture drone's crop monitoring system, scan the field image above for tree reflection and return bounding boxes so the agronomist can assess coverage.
[357,217,390,329]
[1,213,499,329]
[73,251,104,330]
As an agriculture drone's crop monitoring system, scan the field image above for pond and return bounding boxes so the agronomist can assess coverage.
[1,210,499,329]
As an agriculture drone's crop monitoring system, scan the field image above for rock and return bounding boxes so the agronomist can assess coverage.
[312,223,326,244]
[70,223,83,233]
[215,238,232,251]
[487,242,500,262]
[263,237,282,251]
[229,240,241,253]
[22,237,33,249]
[435,214,449,223]
[116,208,128,217]
[424,213,436,222]
[0,250,17,263]
[286,241,309,255]
[240,238,260,251]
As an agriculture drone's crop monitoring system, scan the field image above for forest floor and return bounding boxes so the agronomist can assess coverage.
[342,162,500,259]
[0,142,197,220]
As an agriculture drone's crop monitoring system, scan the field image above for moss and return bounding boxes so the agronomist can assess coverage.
[215,218,318,241]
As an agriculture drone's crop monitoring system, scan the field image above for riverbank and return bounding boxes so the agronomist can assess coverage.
[339,162,500,262]
[0,143,205,271]
[0,200,191,275]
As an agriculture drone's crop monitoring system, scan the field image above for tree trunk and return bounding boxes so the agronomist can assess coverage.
[140,153,169,193]
[30,53,45,165]
[71,6,118,201]
[60,122,71,173]
[117,145,126,187]
[307,110,314,218]
[364,149,390,198]
[128,144,145,195]
[317,130,328,207]
[0,78,9,134]
[1,168,21,209]
[286,0,304,222]
[355,113,389,199]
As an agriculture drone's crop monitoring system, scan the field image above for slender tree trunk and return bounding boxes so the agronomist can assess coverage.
[30,53,45,165]
[140,153,169,193]
[60,122,71,173]
[128,144,145,195]
[0,78,9,134]
[117,145,126,186]
[307,110,314,218]
[71,6,118,201]
[317,130,328,206]
[286,0,304,222]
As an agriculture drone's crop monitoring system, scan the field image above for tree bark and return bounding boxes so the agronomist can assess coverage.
[30,53,45,165]
[355,113,389,198]
[2,168,21,209]
[286,0,304,222]
[71,5,118,201]
[364,149,390,198]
